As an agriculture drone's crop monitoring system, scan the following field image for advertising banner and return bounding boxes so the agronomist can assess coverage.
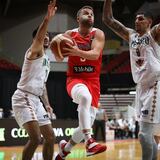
[0,119,78,146]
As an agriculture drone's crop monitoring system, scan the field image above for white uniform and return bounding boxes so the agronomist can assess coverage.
[129,31,160,127]
[12,50,51,127]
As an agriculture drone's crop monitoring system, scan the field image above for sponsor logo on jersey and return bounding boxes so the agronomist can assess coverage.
[131,35,149,48]
[141,110,149,116]
[43,114,49,118]
[73,66,95,73]
[77,43,91,51]
[42,58,50,68]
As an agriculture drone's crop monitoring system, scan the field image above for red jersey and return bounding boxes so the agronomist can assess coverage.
[67,28,102,78]
[66,28,103,107]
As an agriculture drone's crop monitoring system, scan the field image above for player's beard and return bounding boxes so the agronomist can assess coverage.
[80,16,94,28]
[44,43,49,49]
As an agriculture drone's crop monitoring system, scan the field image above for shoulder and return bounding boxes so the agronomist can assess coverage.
[93,28,105,39]
[65,28,78,36]
[128,28,136,35]
[93,28,104,35]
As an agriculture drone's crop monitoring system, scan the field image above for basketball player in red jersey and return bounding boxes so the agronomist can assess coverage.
[55,6,106,160]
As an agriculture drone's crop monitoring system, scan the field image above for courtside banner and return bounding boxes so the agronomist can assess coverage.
[0,119,78,146]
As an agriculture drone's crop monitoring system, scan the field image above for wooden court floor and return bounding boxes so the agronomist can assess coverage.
[1,139,160,160]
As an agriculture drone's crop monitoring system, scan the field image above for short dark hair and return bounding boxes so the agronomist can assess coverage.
[77,6,94,17]
[136,11,153,20]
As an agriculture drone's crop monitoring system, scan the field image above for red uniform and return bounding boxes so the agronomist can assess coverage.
[66,28,102,107]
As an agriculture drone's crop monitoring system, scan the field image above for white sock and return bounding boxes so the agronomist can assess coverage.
[83,130,92,142]
[64,142,73,152]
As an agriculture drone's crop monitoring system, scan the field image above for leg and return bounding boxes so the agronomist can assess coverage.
[152,137,158,160]
[76,87,92,139]
[55,105,101,159]
[139,121,157,160]
[22,121,41,160]
[94,120,99,141]
[100,120,106,142]
[40,124,55,160]
[154,135,159,144]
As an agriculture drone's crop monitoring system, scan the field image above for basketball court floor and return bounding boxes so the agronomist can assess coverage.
[2,139,159,160]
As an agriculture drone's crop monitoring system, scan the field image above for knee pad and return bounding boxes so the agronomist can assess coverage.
[79,93,92,109]
[71,83,92,108]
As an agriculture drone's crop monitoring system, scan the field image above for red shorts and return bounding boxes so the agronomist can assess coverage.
[66,77,100,108]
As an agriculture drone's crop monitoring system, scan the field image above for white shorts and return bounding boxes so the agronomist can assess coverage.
[136,81,160,123]
[12,89,51,128]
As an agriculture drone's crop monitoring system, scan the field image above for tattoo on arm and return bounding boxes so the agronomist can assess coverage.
[108,20,129,42]
[102,0,130,42]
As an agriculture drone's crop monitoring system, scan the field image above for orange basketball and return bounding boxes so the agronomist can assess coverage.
[50,33,74,61]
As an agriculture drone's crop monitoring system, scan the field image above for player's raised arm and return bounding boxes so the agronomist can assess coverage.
[30,0,57,58]
[102,0,130,42]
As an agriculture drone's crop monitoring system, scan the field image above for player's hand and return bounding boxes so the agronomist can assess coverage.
[63,43,79,57]
[46,105,53,117]
[46,0,57,21]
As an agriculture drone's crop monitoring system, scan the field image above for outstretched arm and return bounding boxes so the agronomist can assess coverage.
[102,0,130,42]
[28,0,57,59]
[151,24,160,45]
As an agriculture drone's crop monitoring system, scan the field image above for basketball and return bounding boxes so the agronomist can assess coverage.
[50,33,74,61]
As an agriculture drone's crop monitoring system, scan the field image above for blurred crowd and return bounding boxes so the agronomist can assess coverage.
[106,116,139,139]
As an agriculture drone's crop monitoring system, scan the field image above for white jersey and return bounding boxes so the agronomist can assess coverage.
[129,31,160,123]
[17,49,50,96]
[129,31,160,88]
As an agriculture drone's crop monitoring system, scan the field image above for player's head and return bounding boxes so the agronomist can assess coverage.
[32,27,50,49]
[77,6,94,28]
[135,11,153,33]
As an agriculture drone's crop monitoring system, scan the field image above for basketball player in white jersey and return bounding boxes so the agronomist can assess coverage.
[12,1,57,160]
[103,0,160,160]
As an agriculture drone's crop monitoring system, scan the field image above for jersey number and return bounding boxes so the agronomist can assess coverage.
[80,58,86,62]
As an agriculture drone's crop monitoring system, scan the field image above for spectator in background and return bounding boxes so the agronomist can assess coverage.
[128,116,136,138]
[93,102,107,142]
[116,115,129,139]
[107,117,119,139]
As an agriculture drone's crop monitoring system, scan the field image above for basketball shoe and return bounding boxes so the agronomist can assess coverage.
[86,138,107,156]
[55,140,70,160]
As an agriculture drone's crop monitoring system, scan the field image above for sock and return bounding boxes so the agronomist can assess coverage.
[83,130,92,142]
[64,142,73,152]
